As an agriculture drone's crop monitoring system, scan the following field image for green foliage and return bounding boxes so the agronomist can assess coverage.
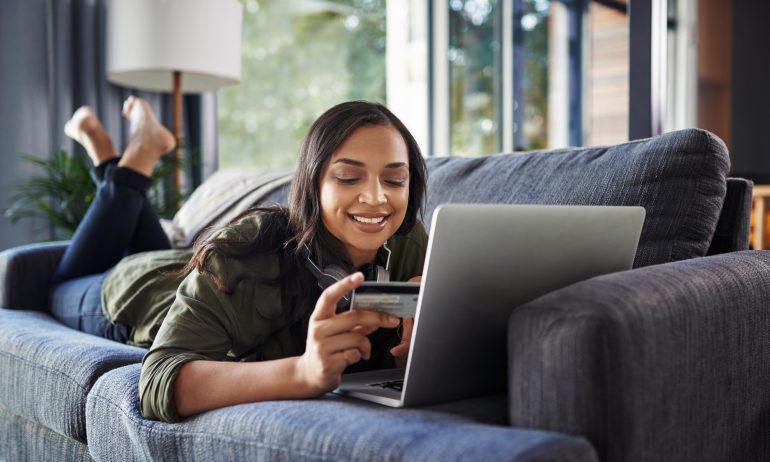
[5,150,186,240]
[148,149,187,220]
[218,0,386,170]
[5,151,96,240]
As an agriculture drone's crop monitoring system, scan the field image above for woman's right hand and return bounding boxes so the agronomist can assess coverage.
[296,272,401,394]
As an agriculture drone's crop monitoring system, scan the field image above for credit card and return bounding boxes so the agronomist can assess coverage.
[351,282,420,318]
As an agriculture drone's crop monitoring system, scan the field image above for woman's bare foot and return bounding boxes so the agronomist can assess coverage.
[64,106,117,166]
[118,96,176,177]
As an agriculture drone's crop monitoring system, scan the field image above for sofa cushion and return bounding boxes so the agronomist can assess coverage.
[87,364,598,462]
[0,309,145,443]
[425,129,730,267]
[163,170,293,248]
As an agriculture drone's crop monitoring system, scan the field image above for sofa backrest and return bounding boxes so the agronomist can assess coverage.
[424,129,730,267]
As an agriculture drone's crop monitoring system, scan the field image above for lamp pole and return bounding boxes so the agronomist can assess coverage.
[172,70,183,197]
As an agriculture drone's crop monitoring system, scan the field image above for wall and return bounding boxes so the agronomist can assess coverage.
[697,0,732,152]
[731,0,770,182]
[0,0,52,250]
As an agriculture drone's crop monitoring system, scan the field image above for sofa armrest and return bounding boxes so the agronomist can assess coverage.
[0,241,68,311]
[508,250,770,462]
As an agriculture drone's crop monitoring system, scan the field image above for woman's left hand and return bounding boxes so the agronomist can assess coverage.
[389,276,421,365]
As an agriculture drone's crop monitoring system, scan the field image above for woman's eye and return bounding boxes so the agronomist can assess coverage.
[335,177,359,185]
[385,178,407,187]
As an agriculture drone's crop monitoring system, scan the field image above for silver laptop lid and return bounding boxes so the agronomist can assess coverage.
[401,204,645,406]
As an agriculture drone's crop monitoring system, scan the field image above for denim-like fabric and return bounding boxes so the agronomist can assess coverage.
[425,128,730,267]
[0,406,92,462]
[0,241,67,311]
[508,250,770,462]
[87,364,598,462]
[49,273,130,343]
[706,177,752,254]
[0,309,145,442]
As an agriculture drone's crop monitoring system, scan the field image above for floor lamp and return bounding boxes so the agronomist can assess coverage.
[106,0,242,195]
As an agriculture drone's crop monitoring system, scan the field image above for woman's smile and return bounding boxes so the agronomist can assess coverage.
[349,212,389,231]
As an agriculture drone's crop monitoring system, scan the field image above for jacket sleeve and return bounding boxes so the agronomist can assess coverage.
[139,267,239,422]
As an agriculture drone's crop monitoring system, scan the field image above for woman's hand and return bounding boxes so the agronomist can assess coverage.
[296,272,401,394]
[390,276,421,366]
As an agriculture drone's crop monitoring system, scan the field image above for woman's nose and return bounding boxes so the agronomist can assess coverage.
[359,180,386,204]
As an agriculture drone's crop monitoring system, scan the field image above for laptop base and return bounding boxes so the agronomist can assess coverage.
[332,368,405,407]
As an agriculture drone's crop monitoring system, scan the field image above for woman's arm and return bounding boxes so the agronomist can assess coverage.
[173,272,400,418]
[174,356,309,417]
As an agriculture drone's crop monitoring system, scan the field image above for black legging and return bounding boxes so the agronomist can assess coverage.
[52,159,171,283]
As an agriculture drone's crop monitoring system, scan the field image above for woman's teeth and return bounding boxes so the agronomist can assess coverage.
[352,215,385,224]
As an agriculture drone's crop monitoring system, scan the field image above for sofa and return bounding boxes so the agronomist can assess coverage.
[1,128,768,461]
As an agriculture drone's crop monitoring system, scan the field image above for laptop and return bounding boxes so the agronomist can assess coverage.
[332,203,645,407]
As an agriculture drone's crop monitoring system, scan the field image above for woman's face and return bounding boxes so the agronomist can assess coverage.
[319,124,410,268]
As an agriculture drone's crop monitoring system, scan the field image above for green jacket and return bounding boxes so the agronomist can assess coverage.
[105,214,427,422]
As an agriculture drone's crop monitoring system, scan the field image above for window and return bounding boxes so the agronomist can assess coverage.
[444,0,632,154]
[449,0,502,156]
[219,0,678,166]
[218,0,389,169]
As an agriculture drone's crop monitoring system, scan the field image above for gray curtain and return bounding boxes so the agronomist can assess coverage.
[0,0,217,250]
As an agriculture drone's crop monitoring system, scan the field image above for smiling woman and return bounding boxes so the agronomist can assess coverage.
[139,101,428,421]
[43,99,429,423]
[47,99,429,423]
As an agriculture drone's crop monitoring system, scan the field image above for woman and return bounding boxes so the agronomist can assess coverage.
[55,97,428,423]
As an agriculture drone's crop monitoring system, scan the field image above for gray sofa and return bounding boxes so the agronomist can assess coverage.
[1,128,768,461]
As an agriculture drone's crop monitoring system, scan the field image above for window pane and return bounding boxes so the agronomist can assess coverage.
[514,0,550,150]
[449,0,502,156]
[387,0,430,154]
[514,0,629,149]
[585,0,629,146]
[218,0,387,169]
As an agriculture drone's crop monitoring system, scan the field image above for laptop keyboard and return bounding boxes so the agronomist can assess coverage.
[367,380,404,392]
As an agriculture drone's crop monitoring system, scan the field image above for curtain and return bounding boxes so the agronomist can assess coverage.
[0,0,215,249]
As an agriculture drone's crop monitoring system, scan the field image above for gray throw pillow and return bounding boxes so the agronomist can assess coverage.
[424,128,730,267]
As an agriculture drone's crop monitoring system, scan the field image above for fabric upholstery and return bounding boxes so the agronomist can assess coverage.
[163,169,293,248]
[0,309,145,443]
[706,177,753,254]
[0,128,757,461]
[0,241,67,311]
[88,364,598,462]
[507,250,770,462]
[425,128,730,267]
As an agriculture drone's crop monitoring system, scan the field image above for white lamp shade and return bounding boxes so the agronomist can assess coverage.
[107,0,242,93]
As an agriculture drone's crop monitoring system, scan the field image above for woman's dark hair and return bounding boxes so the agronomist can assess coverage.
[183,101,427,295]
